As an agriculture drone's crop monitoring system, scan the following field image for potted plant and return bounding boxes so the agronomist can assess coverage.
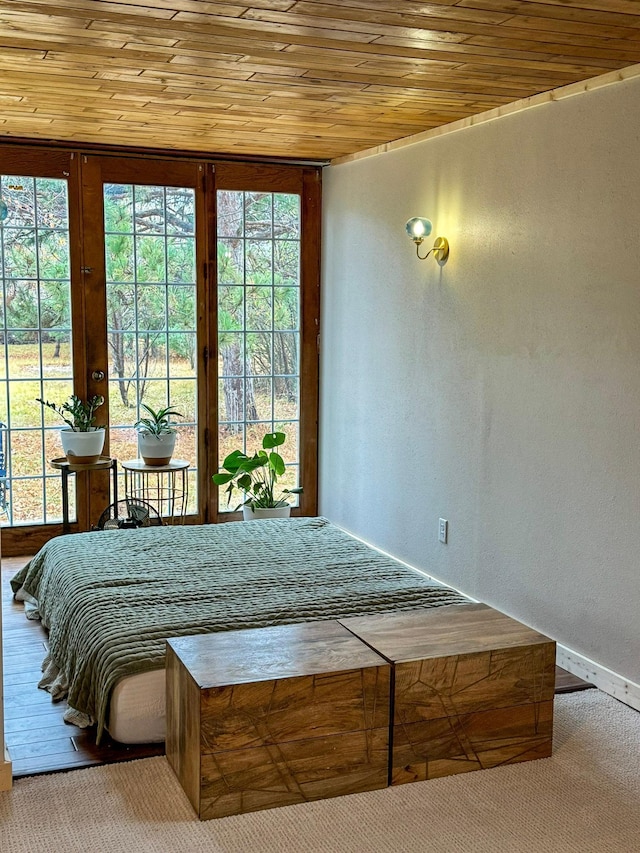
[213,431,302,520]
[134,403,183,466]
[37,394,106,464]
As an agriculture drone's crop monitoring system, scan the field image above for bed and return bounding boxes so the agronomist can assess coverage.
[11,516,468,744]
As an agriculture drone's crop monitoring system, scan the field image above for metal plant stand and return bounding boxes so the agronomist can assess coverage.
[121,459,189,523]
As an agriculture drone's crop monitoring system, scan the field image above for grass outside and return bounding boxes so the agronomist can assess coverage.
[1,343,299,524]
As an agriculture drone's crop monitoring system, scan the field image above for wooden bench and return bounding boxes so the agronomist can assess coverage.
[166,603,555,819]
[166,620,391,820]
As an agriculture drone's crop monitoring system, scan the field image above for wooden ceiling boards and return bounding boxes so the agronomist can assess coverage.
[1,1,640,161]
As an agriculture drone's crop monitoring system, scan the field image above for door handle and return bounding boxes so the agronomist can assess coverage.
[92,370,106,382]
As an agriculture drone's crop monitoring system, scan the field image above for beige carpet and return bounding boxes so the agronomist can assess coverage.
[1,690,639,853]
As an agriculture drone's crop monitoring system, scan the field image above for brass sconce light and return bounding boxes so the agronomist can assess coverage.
[405,217,449,263]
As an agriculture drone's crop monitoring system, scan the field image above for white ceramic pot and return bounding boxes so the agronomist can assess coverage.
[138,430,177,466]
[242,505,292,521]
[60,427,106,465]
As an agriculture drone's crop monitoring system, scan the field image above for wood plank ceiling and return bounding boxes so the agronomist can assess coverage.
[1,1,640,162]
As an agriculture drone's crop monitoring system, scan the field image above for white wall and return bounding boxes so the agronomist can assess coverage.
[320,75,640,688]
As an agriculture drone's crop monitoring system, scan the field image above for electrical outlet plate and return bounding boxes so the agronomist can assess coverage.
[438,518,448,543]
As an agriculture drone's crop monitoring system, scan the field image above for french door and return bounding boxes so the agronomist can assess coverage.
[213,164,320,516]
[0,148,320,554]
[79,157,206,529]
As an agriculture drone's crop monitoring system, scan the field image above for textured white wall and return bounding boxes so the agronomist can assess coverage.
[320,76,640,685]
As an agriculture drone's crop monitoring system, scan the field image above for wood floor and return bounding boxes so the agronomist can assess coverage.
[2,555,164,778]
[2,554,593,779]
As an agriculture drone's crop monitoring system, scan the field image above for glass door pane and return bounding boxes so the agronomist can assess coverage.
[216,189,301,512]
[0,174,73,526]
[104,182,198,518]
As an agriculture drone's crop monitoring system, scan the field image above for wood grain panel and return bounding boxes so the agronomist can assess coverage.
[199,665,390,751]
[392,700,554,783]
[1,2,640,160]
[341,602,556,661]
[166,641,202,813]
[394,643,556,724]
[167,619,389,687]
[200,727,389,819]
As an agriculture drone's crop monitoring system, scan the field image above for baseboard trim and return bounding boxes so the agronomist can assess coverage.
[327,524,640,713]
[556,645,640,712]
[0,747,12,791]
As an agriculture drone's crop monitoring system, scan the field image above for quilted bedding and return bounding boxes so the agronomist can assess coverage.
[11,516,468,741]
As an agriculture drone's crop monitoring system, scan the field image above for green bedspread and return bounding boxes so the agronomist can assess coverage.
[11,516,467,741]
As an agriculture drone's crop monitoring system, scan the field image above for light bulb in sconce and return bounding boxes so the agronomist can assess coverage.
[405,217,449,263]
[405,217,432,241]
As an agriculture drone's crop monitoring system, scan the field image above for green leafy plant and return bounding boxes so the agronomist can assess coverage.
[213,431,302,510]
[134,403,183,437]
[36,394,104,432]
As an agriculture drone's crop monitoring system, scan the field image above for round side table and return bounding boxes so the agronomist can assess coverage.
[50,456,118,533]
[120,459,189,523]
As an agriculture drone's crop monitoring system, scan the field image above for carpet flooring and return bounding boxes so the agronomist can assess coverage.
[1,690,639,853]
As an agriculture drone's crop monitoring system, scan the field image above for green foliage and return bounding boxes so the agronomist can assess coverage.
[103,183,197,408]
[36,394,104,432]
[134,402,184,435]
[216,193,300,411]
[212,431,302,510]
[0,176,71,344]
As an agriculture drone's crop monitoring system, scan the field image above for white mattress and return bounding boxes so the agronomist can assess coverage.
[107,670,166,744]
[18,586,167,744]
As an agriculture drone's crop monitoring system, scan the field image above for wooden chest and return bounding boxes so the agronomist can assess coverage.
[166,620,391,819]
[340,603,556,784]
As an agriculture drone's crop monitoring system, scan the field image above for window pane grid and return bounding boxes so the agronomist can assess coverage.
[217,190,301,512]
[105,183,197,519]
[0,175,71,526]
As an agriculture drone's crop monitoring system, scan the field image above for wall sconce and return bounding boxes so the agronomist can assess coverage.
[405,217,449,263]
